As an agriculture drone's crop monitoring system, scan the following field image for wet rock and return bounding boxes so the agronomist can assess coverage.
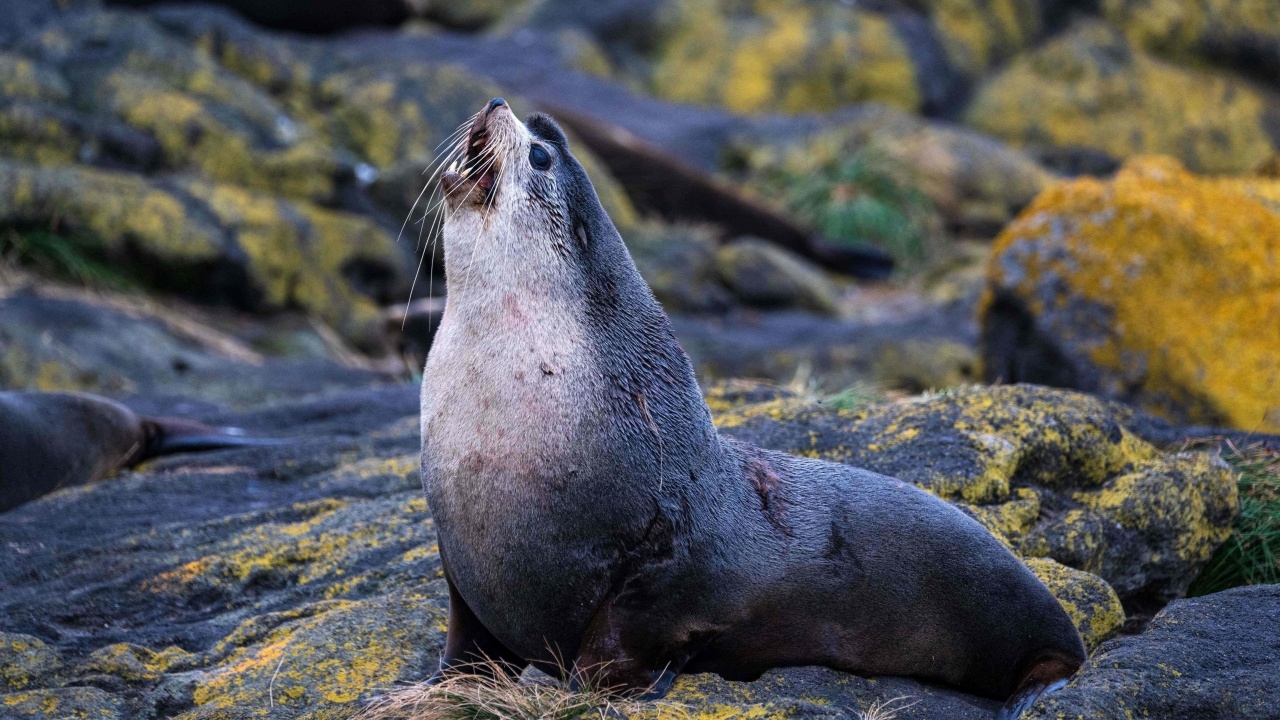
[0,285,386,406]
[670,295,978,394]
[981,156,1280,434]
[714,384,1238,610]
[715,237,841,315]
[1024,584,1280,720]
[965,20,1280,175]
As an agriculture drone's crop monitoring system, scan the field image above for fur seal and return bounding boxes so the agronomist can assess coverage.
[419,98,1086,716]
[0,391,279,512]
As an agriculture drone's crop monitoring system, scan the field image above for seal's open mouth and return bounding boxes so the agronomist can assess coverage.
[442,99,504,205]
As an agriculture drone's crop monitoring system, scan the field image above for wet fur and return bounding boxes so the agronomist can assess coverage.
[420,104,1086,706]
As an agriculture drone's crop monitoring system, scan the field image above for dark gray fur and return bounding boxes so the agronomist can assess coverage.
[421,107,1086,707]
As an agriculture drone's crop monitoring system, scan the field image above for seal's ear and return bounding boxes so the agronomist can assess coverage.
[526,113,569,148]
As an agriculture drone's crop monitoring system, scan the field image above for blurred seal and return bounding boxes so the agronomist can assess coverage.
[1,391,280,512]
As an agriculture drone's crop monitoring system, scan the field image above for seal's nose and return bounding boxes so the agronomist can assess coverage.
[485,98,506,116]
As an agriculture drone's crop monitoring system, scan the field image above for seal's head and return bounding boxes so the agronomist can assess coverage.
[438,98,631,297]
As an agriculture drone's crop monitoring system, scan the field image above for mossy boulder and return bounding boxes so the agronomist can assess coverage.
[0,160,403,351]
[981,156,1280,434]
[965,20,1280,175]
[714,384,1238,609]
[1103,0,1280,85]
[922,0,1044,79]
[647,0,925,114]
[725,103,1052,237]
[714,237,841,315]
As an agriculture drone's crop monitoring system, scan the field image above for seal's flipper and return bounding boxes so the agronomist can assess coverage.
[142,418,286,457]
[431,564,526,682]
[997,652,1077,719]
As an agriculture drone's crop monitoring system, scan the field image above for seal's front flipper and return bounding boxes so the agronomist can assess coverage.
[997,652,1078,720]
[431,571,526,682]
[996,678,1067,719]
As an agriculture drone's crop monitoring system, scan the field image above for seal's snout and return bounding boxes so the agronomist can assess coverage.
[441,99,508,205]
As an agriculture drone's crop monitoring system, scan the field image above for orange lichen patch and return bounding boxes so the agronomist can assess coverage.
[985,156,1280,432]
[650,0,921,114]
[965,21,1278,174]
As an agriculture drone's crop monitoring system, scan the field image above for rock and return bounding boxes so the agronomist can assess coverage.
[0,281,387,406]
[409,0,528,31]
[645,0,927,115]
[1024,584,1280,720]
[0,377,1252,718]
[656,666,1000,719]
[965,20,1280,175]
[724,103,1052,237]
[714,237,841,315]
[714,384,1238,610]
[624,222,733,314]
[670,292,978,393]
[981,156,1280,434]
[1103,0,1280,88]
[923,0,1045,80]
[0,160,405,351]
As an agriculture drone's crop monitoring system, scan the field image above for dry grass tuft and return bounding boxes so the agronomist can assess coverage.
[859,695,918,720]
[353,660,688,720]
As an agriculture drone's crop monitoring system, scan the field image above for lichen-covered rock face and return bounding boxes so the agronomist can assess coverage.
[725,103,1051,237]
[1023,584,1280,720]
[922,0,1044,80]
[714,237,841,315]
[0,5,639,348]
[714,384,1238,610]
[981,156,1280,435]
[965,20,1280,175]
[1103,0,1280,83]
[647,0,924,114]
[0,379,1250,719]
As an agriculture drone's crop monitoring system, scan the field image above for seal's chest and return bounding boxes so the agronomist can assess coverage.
[421,293,596,490]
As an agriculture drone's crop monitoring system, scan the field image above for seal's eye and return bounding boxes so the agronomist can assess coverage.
[529,144,552,171]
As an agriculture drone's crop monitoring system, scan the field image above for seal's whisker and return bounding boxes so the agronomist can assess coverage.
[399,137,470,251]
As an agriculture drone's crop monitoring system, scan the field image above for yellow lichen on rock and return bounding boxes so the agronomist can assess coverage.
[924,0,1041,77]
[984,156,1280,432]
[1103,0,1280,63]
[0,687,123,719]
[1024,558,1125,651]
[650,0,921,114]
[186,593,447,718]
[0,634,62,691]
[965,20,1278,174]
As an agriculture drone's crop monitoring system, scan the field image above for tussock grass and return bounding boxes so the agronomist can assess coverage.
[1189,442,1280,596]
[1,228,135,290]
[784,149,940,273]
[354,661,687,720]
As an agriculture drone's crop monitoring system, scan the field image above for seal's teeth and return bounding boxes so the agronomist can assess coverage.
[448,160,459,173]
